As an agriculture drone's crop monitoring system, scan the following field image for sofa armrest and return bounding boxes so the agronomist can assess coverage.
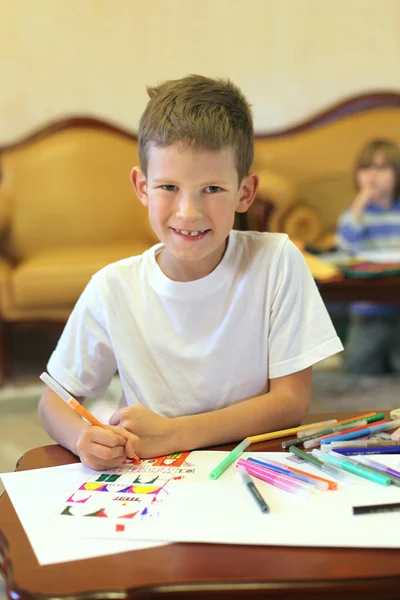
[247,169,296,232]
[281,204,322,245]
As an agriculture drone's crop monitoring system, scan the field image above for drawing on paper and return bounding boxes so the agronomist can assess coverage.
[58,452,194,523]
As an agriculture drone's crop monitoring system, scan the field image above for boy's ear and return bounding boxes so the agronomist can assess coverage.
[236,172,259,213]
[130,167,148,207]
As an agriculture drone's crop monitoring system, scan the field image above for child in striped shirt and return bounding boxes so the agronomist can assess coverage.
[336,139,400,375]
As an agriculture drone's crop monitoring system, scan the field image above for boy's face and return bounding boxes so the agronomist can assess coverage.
[131,144,258,281]
[357,151,396,200]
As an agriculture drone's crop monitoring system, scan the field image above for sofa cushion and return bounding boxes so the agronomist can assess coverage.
[11,242,154,309]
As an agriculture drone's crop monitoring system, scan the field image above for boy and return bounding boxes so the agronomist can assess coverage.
[39,75,343,470]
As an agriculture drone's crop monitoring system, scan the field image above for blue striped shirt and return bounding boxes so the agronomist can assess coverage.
[336,201,400,317]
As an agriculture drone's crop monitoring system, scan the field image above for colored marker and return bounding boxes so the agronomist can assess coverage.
[327,440,400,449]
[240,459,313,492]
[40,372,140,461]
[312,449,391,486]
[358,458,400,480]
[248,457,329,490]
[305,418,385,443]
[248,419,337,444]
[237,466,270,513]
[282,463,337,490]
[342,454,400,487]
[298,418,369,440]
[297,413,384,439]
[289,446,354,483]
[283,416,384,449]
[209,438,251,480]
[333,447,400,456]
[353,502,400,516]
[321,419,400,445]
[303,420,374,449]
[236,459,308,496]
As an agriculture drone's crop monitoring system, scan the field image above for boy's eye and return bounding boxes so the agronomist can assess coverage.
[161,185,177,191]
[205,185,223,193]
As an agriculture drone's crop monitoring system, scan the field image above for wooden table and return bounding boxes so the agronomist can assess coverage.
[318,276,400,304]
[1,412,399,600]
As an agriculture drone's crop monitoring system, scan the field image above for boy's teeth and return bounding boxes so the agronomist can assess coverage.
[176,229,205,236]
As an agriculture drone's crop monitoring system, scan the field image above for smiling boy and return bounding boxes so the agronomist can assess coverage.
[39,75,343,470]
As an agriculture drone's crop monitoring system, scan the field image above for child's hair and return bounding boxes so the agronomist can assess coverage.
[138,74,254,183]
[354,138,400,198]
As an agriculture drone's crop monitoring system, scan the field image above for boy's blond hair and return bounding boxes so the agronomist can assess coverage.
[355,138,400,198]
[138,74,254,183]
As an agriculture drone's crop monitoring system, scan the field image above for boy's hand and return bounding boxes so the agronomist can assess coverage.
[109,405,177,458]
[352,188,376,216]
[76,425,139,471]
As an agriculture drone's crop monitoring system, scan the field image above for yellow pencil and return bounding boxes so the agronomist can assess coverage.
[40,372,140,461]
[248,419,338,444]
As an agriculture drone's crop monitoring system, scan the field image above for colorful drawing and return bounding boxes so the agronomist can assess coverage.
[58,452,193,525]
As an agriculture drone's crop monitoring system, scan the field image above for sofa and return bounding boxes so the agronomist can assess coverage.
[0,117,287,384]
[0,119,160,382]
[1,92,399,383]
[251,92,400,249]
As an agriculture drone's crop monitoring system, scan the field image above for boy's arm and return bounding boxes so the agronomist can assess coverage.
[336,209,366,252]
[174,367,312,450]
[38,387,89,454]
[110,367,311,457]
[38,387,139,469]
[336,189,376,251]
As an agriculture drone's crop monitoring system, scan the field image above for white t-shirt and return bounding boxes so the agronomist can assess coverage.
[47,230,343,417]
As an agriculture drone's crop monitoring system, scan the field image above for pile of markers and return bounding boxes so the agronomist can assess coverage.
[209,409,400,515]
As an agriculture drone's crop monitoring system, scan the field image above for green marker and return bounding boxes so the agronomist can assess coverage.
[312,449,391,486]
[209,438,251,480]
[289,445,323,468]
[289,445,354,483]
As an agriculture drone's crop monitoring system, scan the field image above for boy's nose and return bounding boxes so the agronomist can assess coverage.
[176,195,203,220]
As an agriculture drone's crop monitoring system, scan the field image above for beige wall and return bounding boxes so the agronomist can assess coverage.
[1,0,400,144]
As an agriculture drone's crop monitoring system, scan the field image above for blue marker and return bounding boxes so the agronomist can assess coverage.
[321,419,400,445]
[333,447,400,456]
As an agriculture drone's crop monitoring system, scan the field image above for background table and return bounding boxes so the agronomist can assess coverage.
[1,412,399,600]
[318,276,400,304]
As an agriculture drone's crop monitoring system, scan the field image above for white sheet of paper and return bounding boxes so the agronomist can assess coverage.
[41,451,400,549]
[2,451,400,565]
[1,463,166,565]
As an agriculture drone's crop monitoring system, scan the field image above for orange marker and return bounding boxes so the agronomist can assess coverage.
[40,372,140,461]
[333,413,376,427]
[286,465,337,490]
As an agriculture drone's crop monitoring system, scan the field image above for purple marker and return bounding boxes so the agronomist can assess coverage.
[356,456,400,480]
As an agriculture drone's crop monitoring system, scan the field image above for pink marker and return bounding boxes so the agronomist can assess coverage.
[236,459,309,497]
